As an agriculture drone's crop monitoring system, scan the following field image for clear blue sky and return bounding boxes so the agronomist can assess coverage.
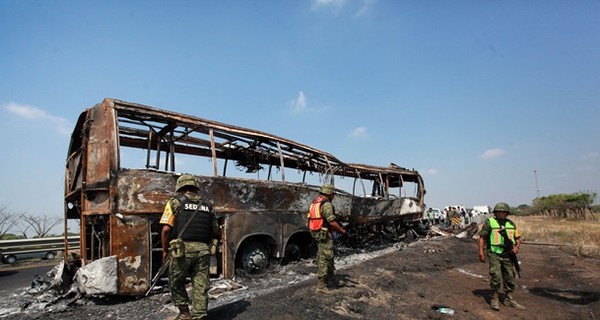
[1,1,599,226]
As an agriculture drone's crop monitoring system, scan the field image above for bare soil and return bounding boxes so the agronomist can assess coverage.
[3,236,600,320]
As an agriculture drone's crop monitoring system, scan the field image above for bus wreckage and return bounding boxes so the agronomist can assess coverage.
[64,98,426,295]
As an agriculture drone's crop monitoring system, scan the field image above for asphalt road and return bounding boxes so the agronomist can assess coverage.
[0,264,55,296]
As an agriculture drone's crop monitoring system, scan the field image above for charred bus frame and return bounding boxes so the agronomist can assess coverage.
[64,98,426,295]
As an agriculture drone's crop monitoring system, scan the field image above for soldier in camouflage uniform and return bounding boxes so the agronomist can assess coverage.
[160,175,220,320]
[308,184,347,294]
[448,207,461,231]
[478,202,526,311]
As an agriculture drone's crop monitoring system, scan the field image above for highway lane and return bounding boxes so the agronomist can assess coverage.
[0,263,56,296]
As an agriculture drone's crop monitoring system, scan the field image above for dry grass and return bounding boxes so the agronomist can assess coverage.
[512,215,600,258]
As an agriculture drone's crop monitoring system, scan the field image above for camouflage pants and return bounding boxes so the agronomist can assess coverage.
[169,241,210,320]
[313,230,334,279]
[487,251,516,293]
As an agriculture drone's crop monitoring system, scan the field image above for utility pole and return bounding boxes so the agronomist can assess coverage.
[533,169,541,198]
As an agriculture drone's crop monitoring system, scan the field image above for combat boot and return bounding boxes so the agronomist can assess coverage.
[490,291,500,311]
[316,277,332,294]
[504,293,526,310]
[175,305,192,320]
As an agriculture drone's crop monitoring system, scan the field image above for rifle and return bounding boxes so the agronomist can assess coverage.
[498,227,521,278]
[145,255,171,296]
[145,198,203,296]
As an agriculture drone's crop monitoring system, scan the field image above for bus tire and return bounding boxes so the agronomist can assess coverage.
[239,242,269,274]
[284,243,301,262]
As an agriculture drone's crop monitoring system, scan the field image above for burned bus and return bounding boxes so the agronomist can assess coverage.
[64,98,426,295]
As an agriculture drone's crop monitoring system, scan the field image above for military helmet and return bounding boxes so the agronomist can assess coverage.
[320,183,336,195]
[176,174,200,192]
[493,202,511,214]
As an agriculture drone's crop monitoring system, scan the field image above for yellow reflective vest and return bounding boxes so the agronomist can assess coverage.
[488,218,516,254]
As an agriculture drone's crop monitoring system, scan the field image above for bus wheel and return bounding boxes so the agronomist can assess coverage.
[284,243,301,262]
[239,242,269,274]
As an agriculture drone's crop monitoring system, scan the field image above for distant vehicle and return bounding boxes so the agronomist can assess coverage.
[2,250,58,265]
[472,205,491,216]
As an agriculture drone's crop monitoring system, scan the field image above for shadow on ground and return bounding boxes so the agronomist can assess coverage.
[209,299,251,319]
[529,287,600,305]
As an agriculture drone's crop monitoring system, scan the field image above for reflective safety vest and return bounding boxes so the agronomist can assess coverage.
[488,218,516,254]
[307,195,328,231]
[452,215,461,225]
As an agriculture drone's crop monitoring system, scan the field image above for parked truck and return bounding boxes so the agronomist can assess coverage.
[472,205,491,216]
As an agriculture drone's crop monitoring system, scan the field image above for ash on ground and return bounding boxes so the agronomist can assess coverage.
[0,225,467,320]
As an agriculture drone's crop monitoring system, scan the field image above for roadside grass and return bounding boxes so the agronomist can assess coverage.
[512,215,600,258]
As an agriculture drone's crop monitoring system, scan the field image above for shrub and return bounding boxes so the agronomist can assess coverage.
[529,191,597,219]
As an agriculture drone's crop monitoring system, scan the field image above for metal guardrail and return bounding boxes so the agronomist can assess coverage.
[0,236,80,255]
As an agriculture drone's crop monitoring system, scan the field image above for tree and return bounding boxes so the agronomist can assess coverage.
[529,191,597,219]
[510,204,530,216]
[17,213,63,238]
[0,205,19,240]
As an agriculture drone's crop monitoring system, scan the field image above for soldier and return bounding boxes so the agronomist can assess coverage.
[307,183,347,294]
[426,208,434,225]
[160,174,221,320]
[478,202,526,311]
[447,207,461,231]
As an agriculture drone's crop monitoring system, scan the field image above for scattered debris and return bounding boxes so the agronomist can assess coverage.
[3,230,599,320]
[428,225,451,237]
[208,279,247,300]
[74,256,118,295]
[0,222,476,319]
[434,305,455,315]
[455,268,486,279]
